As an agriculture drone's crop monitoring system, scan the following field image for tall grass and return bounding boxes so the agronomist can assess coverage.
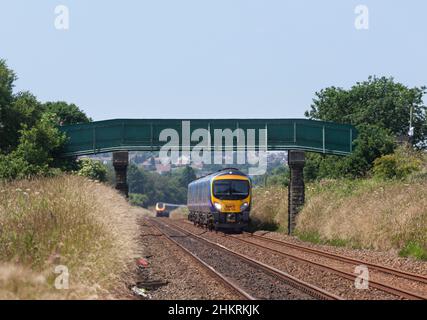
[251,179,427,260]
[170,207,189,220]
[297,179,427,259]
[250,186,288,232]
[0,175,147,299]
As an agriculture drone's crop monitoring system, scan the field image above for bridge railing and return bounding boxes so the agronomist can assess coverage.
[59,118,356,157]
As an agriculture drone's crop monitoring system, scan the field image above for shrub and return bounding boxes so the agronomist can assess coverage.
[77,158,107,182]
[129,193,148,207]
[373,146,422,180]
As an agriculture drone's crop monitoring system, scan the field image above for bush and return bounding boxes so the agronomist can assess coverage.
[266,166,289,187]
[373,146,422,180]
[0,113,67,180]
[77,158,107,182]
[129,193,148,207]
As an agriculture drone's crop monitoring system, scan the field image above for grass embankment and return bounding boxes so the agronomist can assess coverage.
[0,175,150,299]
[169,207,189,220]
[251,177,427,260]
[249,186,288,232]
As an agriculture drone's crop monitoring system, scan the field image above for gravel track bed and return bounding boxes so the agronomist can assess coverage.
[153,219,315,300]
[255,230,427,277]
[173,219,399,300]
[238,235,427,298]
[137,218,238,300]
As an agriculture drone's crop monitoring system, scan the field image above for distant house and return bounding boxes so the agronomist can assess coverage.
[155,162,171,174]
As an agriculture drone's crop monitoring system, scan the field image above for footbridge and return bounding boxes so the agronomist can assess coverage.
[59,118,357,234]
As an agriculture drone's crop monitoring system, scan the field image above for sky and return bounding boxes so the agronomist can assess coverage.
[0,0,426,121]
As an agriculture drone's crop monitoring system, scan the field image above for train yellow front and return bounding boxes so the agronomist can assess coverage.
[187,169,251,231]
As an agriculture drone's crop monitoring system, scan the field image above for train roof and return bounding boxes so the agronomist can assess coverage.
[189,168,249,185]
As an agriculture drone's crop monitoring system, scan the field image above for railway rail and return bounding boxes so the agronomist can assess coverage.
[148,217,341,300]
[228,233,427,300]
[143,218,254,300]
[243,232,427,285]
[177,219,426,300]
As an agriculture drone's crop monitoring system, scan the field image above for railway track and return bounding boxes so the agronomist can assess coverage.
[229,233,427,300]
[148,217,341,300]
[179,219,426,300]
[143,218,254,300]
[245,232,427,283]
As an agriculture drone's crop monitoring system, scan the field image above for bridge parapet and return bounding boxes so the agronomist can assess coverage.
[59,118,356,157]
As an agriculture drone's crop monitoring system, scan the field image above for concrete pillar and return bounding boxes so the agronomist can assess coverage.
[288,150,305,235]
[113,151,129,198]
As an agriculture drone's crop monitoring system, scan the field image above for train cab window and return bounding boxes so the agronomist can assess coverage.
[213,180,249,200]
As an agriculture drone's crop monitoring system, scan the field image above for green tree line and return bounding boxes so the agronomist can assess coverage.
[0,59,91,179]
[303,76,426,180]
[127,165,196,207]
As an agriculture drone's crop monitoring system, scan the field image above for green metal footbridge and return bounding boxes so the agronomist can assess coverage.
[59,118,356,235]
[59,118,356,157]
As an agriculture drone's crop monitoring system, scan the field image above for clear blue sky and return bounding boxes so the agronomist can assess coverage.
[1,0,426,121]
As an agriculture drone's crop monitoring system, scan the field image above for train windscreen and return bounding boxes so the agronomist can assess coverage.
[213,180,250,200]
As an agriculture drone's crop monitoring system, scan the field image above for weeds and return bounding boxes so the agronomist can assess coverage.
[0,175,149,299]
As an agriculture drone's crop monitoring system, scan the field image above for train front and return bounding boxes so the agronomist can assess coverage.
[211,173,251,230]
[155,202,169,217]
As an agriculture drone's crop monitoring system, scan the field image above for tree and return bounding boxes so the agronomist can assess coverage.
[305,76,427,146]
[304,76,426,178]
[0,113,67,179]
[0,58,92,180]
[266,166,289,187]
[123,163,193,207]
[0,59,17,152]
[43,101,91,125]
[5,92,44,150]
[128,164,147,194]
[178,166,197,187]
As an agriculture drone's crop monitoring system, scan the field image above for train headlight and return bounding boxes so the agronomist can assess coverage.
[240,202,249,212]
[214,202,222,211]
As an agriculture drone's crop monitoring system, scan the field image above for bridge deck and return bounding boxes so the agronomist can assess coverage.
[59,118,356,157]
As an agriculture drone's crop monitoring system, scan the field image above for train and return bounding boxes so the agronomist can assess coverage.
[155,202,185,217]
[187,168,252,231]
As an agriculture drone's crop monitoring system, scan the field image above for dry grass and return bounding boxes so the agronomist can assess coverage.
[170,207,189,220]
[0,175,151,299]
[250,186,288,232]
[251,178,426,260]
[297,179,427,258]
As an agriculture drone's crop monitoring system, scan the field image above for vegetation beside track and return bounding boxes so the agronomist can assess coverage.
[251,147,427,261]
[0,175,150,299]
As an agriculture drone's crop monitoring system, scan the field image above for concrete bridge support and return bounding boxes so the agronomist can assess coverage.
[288,150,305,235]
[113,151,129,198]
